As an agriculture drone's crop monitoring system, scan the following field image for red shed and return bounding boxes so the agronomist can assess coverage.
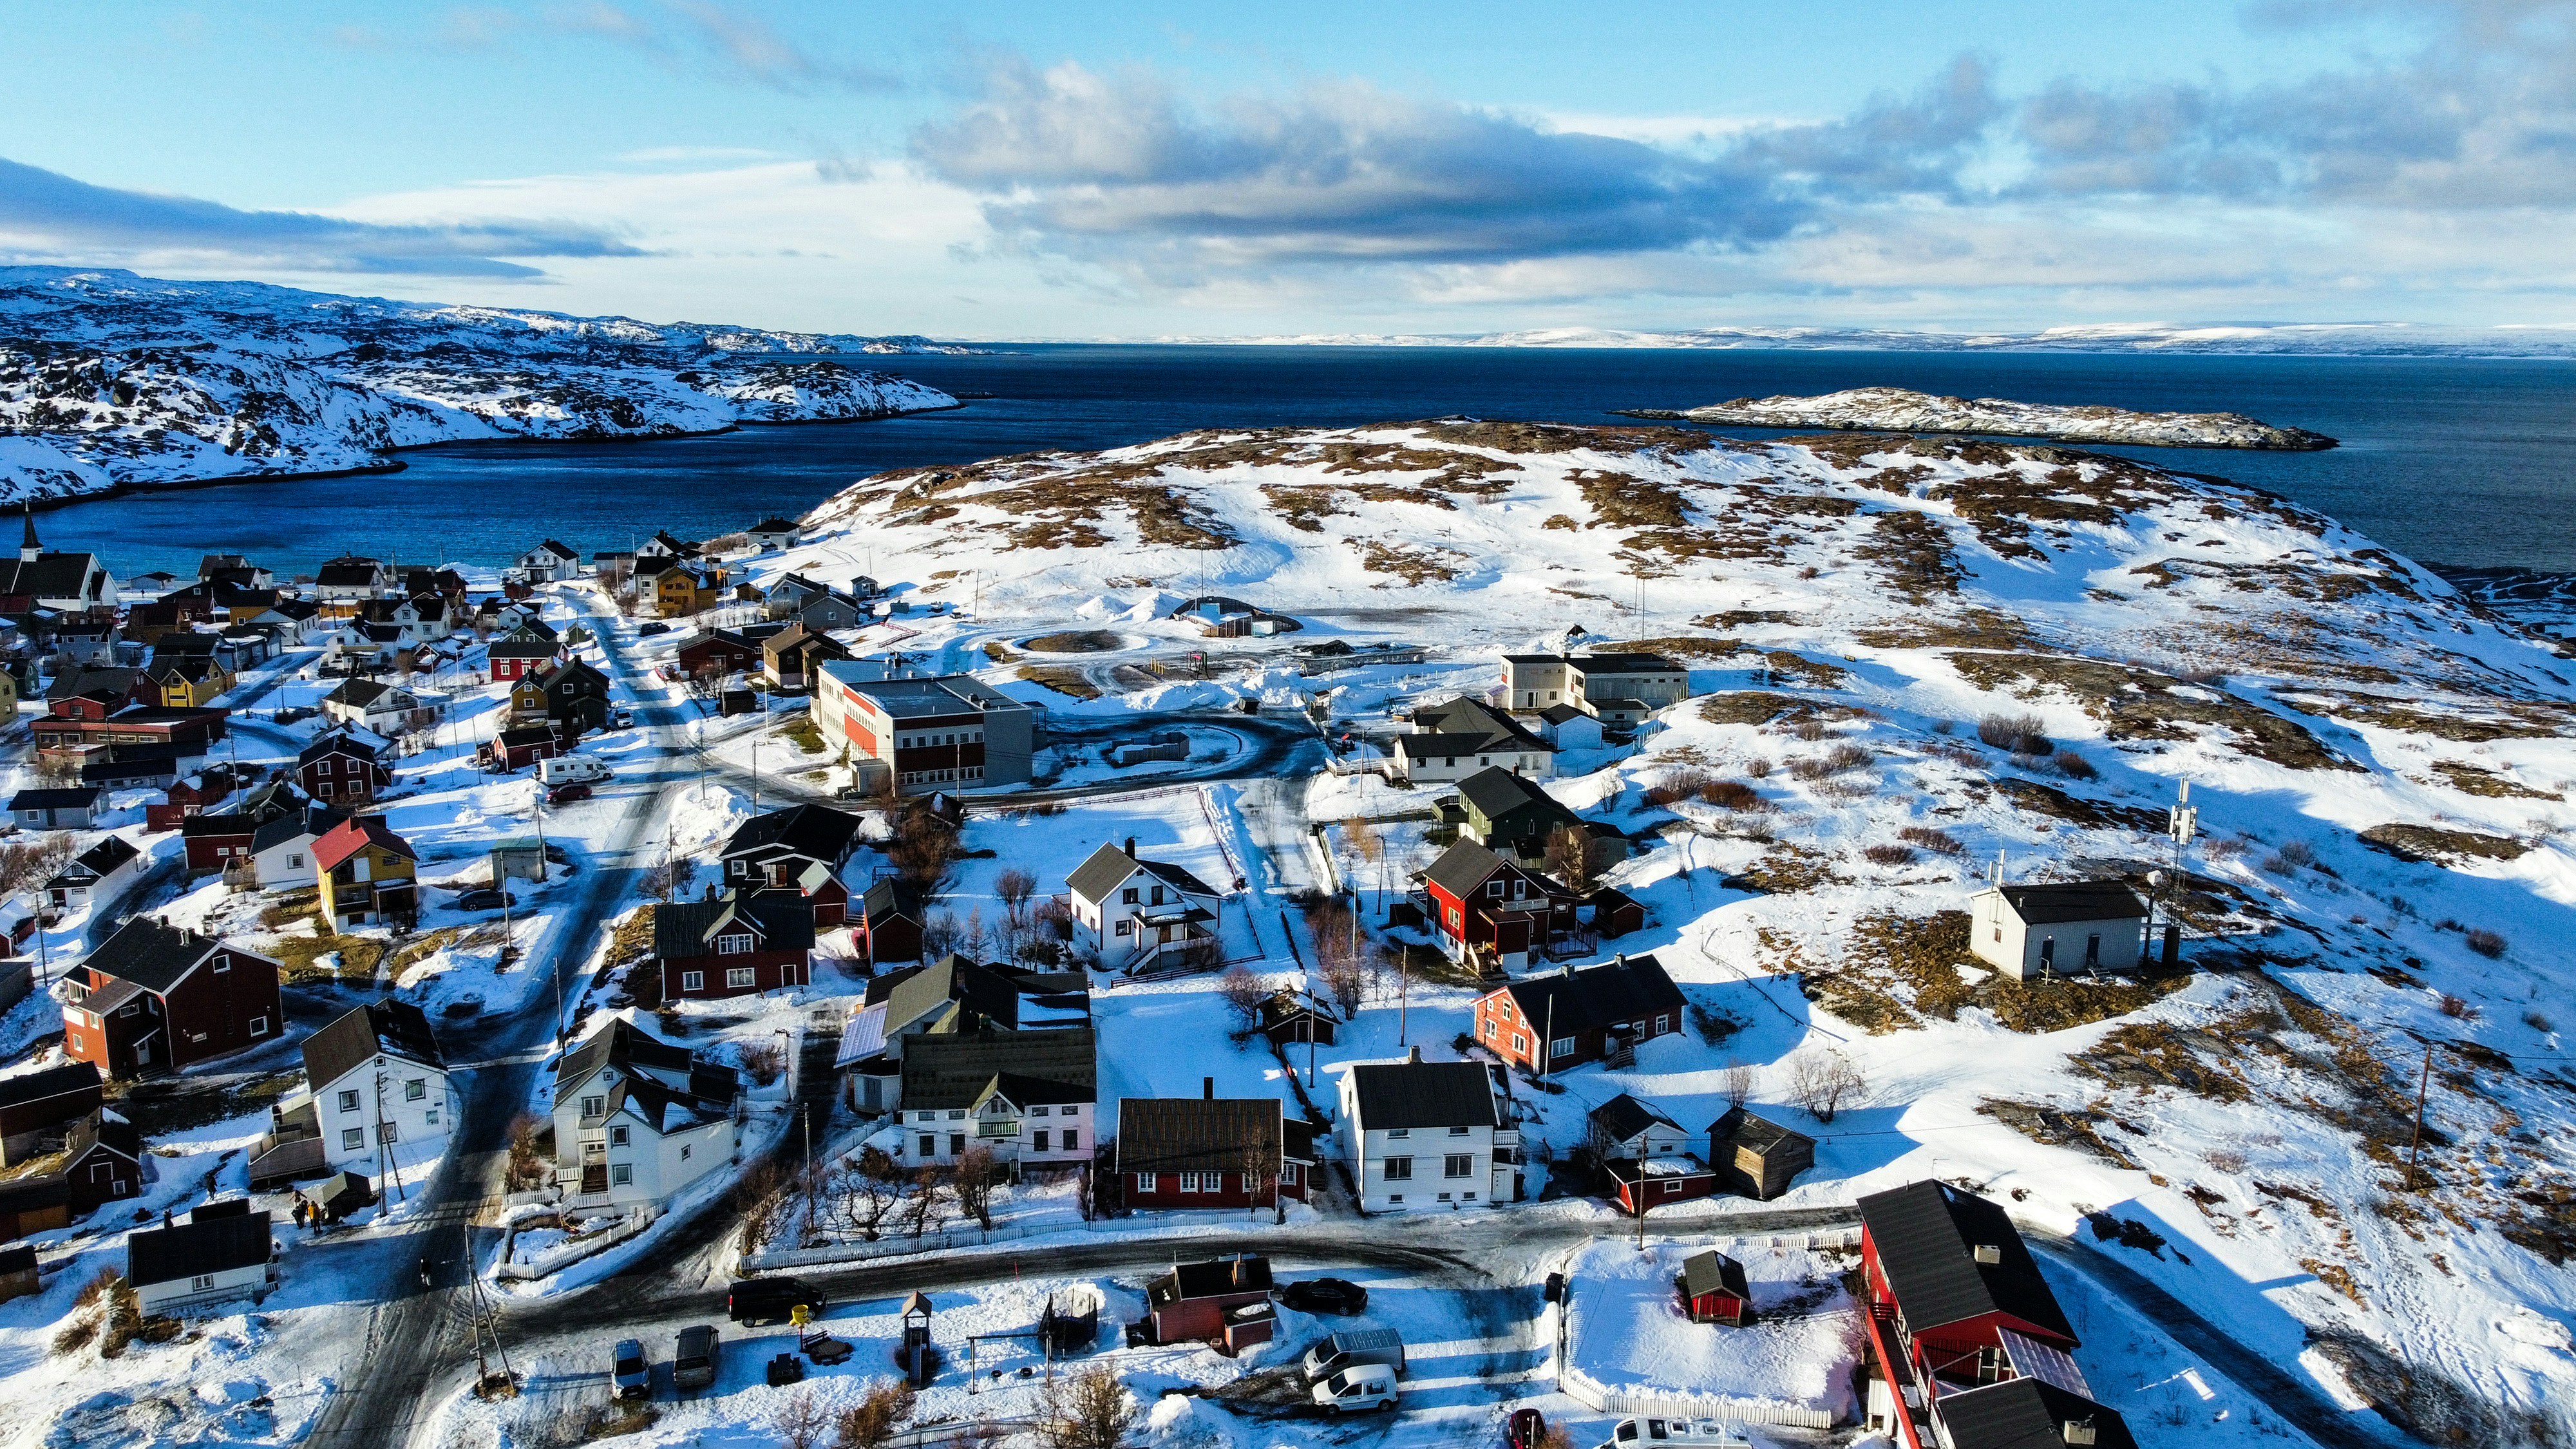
[1133,1255,1274,1354]
[1680,1249,1751,1326]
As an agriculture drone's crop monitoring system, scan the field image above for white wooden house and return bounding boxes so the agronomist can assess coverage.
[1337,1049,1518,1213]
[550,1016,738,1208]
[288,999,455,1175]
[1065,839,1224,973]
[1969,882,2147,980]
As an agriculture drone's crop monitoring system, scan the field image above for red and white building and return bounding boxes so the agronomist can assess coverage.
[810,664,1035,794]
[1116,1094,1314,1211]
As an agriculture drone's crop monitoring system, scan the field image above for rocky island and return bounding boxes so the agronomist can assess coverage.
[1622,384,2337,450]
[0,267,963,505]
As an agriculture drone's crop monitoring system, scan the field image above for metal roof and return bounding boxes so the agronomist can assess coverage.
[1987,882,2146,924]
[301,999,446,1095]
[128,1209,271,1287]
[1346,1057,1498,1132]
[1933,1378,2136,1449]
[1115,1097,1283,1177]
[1495,954,1686,1037]
[1857,1180,2074,1343]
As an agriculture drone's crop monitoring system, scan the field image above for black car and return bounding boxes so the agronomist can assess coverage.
[1276,1277,1368,1314]
[728,1276,826,1325]
[455,889,513,912]
[638,621,671,636]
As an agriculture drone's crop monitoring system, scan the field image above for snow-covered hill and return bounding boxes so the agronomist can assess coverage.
[1624,386,2336,451]
[776,420,2576,1443]
[1181,321,2576,356]
[0,267,963,503]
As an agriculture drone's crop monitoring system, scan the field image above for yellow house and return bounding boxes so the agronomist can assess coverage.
[654,564,723,619]
[0,667,18,720]
[314,815,420,926]
[147,654,234,708]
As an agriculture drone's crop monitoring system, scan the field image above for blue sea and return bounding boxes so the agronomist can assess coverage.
[33,346,2576,580]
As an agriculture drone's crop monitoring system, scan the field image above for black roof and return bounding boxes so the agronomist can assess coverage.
[1858,1180,2074,1341]
[554,1016,700,1094]
[128,1208,272,1286]
[1935,1379,2136,1449]
[1065,842,1221,904]
[1498,954,1686,1036]
[300,730,384,764]
[62,835,141,880]
[1992,882,2146,924]
[751,516,799,533]
[0,1061,102,1115]
[303,999,446,1092]
[84,916,224,994]
[1587,1092,1680,1144]
[1422,838,1515,900]
[862,876,920,920]
[721,803,862,866]
[1454,766,1580,828]
[1711,1104,1813,1156]
[654,890,817,959]
[252,804,346,854]
[1571,651,1683,674]
[1115,1097,1283,1176]
[899,1028,1095,1111]
[1681,1249,1749,1302]
[8,787,99,810]
[1347,1057,1498,1131]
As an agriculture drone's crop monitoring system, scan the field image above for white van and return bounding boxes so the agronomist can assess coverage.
[1311,1363,1398,1416]
[1605,1419,1748,1448]
[538,756,610,786]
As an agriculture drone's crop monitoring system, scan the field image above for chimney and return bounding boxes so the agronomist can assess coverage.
[1406,1044,1423,1065]
[1973,1244,2003,1265]
[1202,1076,1214,1100]
[1124,837,1137,858]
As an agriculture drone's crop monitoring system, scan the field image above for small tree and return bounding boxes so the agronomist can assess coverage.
[1216,965,1267,1032]
[775,1389,829,1449]
[835,1381,918,1449]
[1040,1367,1134,1449]
[1786,1050,1864,1123]
[920,911,961,960]
[995,868,1037,932]
[504,1113,551,1193]
[898,1169,951,1238]
[952,1146,998,1229]
[1721,1062,1756,1111]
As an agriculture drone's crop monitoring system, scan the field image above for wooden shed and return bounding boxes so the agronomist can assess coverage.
[0,1244,36,1303]
[1710,1106,1816,1200]
[1586,886,1645,940]
[0,1175,70,1240]
[1680,1249,1752,1325]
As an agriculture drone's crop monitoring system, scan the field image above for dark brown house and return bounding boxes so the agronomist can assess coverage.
[1472,952,1686,1075]
[656,890,815,999]
[1131,1254,1276,1355]
[857,877,924,965]
[299,730,392,806]
[1117,1094,1314,1211]
[0,1062,102,1165]
[1710,1106,1816,1200]
[63,917,284,1078]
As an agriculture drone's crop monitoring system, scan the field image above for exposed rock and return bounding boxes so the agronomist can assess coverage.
[1624,385,2336,450]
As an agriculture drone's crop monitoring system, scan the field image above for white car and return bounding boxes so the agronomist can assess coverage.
[1604,1419,1749,1448]
[1310,1363,1398,1415]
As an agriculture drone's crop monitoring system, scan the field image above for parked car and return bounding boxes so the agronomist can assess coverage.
[1311,1363,1399,1416]
[273,706,317,724]
[1278,1278,1369,1315]
[728,1276,826,1325]
[673,1325,719,1390]
[1302,1328,1405,1385]
[1604,1419,1748,1448]
[610,707,634,728]
[455,889,514,912]
[546,782,593,806]
[611,1339,650,1399]
[638,622,671,637]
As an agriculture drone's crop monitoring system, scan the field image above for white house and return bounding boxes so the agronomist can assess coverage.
[1064,839,1224,973]
[128,1204,274,1316]
[1969,882,2148,980]
[892,1028,1095,1169]
[249,805,347,889]
[551,1015,739,1208]
[320,677,421,734]
[517,540,582,581]
[746,517,800,551]
[47,835,142,911]
[289,999,455,1175]
[1337,1048,1518,1213]
[1391,697,1555,784]
[1533,703,1605,751]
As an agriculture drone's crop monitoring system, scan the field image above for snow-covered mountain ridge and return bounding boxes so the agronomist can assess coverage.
[0,267,963,504]
[1623,386,2336,451]
[1168,321,2576,356]
[778,420,2576,1441]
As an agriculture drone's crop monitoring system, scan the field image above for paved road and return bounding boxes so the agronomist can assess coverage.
[305,588,687,1449]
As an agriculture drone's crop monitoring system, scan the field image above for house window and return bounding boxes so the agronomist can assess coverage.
[426,1108,439,1126]
[611,1164,632,1185]
[1028,1106,1048,1117]
[341,1128,365,1150]
[191,1273,216,1291]
[249,1016,270,1037]
[404,1078,427,1101]
[917,1111,938,1123]
[726,967,756,989]
[1486,880,1503,897]
[610,1126,630,1146]
[716,932,756,954]
[1512,1034,1528,1054]
[1121,887,1138,904]
[316,760,333,775]
[1061,1130,1077,1151]
[1654,1014,1670,1034]
[1449,1125,1470,1136]
[948,1110,966,1120]
[377,1122,399,1144]
[1388,1194,1404,1204]
[681,971,703,992]
[338,1090,361,1113]
[580,1096,605,1117]
[1437,1192,1453,1202]
[1550,1037,1575,1059]
[1444,1154,1474,1178]
[949,1133,965,1155]
[1663,1179,1683,1195]
[1113,920,1132,937]
[1034,1130,1050,1152]
[1388,1128,1408,1139]
[680,1144,691,1160]
[1384,1156,1413,1180]
[213,957,229,973]
[919,1134,936,1157]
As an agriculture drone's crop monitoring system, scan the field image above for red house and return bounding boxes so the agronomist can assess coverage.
[1422,839,1567,972]
[856,878,923,965]
[485,635,563,681]
[299,730,392,805]
[62,917,283,1078]
[655,891,814,999]
[479,723,572,773]
[1473,952,1686,1076]
[1116,1094,1314,1211]
[1131,1255,1275,1354]
[676,627,771,680]
[1856,1181,2137,1449]
[1680,1249,1752,1326]
[179,811,258,873]
[146,764,236,831]
[1589,1093,1719,1212]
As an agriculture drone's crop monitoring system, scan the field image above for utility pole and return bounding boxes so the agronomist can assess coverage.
[752,739,761,813]
[2406,1042,2435,1189]
[374,1060,405,1204]
[1542,995,1556,1081]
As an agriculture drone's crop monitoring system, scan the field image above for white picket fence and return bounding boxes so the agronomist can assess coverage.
[496,1205,659,1281]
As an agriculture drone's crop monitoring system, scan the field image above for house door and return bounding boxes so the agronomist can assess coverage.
[132,1037,152,1066]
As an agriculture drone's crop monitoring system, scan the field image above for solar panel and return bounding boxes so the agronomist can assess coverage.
[2000,1327,2094,1398]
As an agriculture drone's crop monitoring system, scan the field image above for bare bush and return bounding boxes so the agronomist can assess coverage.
[920,911,961,960]
[776,1390,829,1449]
[738,1041,786,1088]
[505,1113,550,1193]
[1862,844,1917,867]
[1898,826,1965,856]
[953,1147,999,1229]
[2465,928,2508,959]
[1217,966,1268,1032]
[1698,779,1768,811]
[898,1170,951,1238]
[1744,757,1773,779]
[2438,994,2479,1020]
[0,835,73,898]
[1039,1367,1135,1449]
[2525,1010,2552,1032]
[1976,713,2050,754]
[994,868,1037,932]
[1721,1063,1756,1110]
[1786,1050,1865,1123]
[1792,718,1830,742]
[835,1382,918,1448]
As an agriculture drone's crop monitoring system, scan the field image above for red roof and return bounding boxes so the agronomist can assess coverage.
[313,815,416,871]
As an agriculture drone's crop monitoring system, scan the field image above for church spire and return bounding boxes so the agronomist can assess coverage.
[19,505,36,565]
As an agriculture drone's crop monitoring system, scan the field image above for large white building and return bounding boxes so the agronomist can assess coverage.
[551,1015,740,1208]
[1337,1050,1519,1213]
[289,999,455,1176]
[1390,696,1556,784]
[1498,650,1692,716]
[810,664,1037,794]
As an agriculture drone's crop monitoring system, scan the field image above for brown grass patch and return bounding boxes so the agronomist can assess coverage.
[1016,665,1100,700]
[1023,630,1126,653]
[2357,823,2531,865]
[1949,650,2351,770]
[2429,760,2559,799]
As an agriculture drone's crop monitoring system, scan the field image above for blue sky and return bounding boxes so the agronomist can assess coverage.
[3,1,2566,338]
